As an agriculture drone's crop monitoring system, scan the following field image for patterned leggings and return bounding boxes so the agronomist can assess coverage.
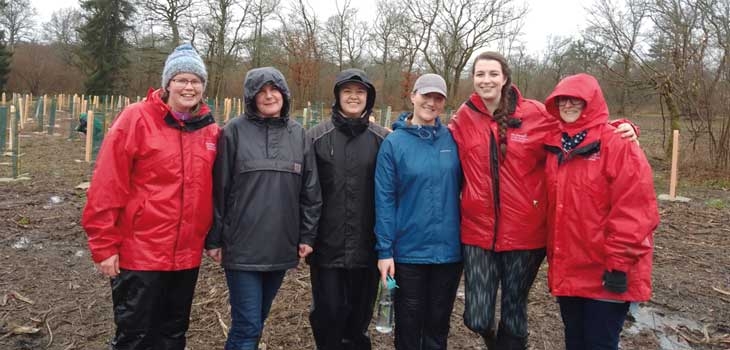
[462,245,546,346]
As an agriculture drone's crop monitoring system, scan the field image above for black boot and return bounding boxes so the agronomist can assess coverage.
[481,328,498,350]
[496,328,527,350]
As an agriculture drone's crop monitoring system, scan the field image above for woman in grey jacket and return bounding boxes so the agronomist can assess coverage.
[205,67,322,350]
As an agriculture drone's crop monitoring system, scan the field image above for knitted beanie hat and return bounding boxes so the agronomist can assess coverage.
[161,43,208,90]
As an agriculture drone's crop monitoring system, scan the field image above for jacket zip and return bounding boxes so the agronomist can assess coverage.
[489,129,501,250]
[174,129,184,269]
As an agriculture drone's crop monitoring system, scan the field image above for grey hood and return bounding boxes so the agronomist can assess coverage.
[243,67,291,118]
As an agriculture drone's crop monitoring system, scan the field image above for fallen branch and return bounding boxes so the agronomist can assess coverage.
[214,310,228,338]
[46,315,55,348]
[10,291,35,304]
[712,286,730,296]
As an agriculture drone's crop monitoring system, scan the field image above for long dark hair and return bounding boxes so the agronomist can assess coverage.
[471,51,514,158]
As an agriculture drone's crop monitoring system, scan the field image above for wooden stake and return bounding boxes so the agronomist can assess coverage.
[85,111,95,163]
[23,95,30,128]
[18,97,24,130]
[669,130,679,199]
[43,94,49,121]
[9,105,15,152]
[224,98,231,123]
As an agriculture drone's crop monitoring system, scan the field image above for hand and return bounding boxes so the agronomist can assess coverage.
[615,123,639,145]
[95,254,120,278]
[205,248,222,263]
[377,258,395,287]
[298,244,313,258]
[602,270,628,294]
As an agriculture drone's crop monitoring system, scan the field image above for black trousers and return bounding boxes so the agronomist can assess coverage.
[309,265,379,350]
[110,268,199,350]
[393,262,463,350]
[462,246,546,350]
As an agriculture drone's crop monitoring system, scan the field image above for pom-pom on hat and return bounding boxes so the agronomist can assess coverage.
[161,43,208,90]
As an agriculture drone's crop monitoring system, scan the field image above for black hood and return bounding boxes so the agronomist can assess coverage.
[243,67,291,119]
[332,68,376,118]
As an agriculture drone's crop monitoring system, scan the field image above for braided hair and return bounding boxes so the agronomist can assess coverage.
[471,51,515,158]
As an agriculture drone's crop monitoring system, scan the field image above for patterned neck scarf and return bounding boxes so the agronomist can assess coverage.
[561,130,587,152]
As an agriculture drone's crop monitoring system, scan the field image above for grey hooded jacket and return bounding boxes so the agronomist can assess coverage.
[206,67,322,271]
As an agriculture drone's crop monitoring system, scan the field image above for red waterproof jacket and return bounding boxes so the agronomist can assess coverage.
[82,88,220,271]
[449,87,553,251]
[543,74,658,301]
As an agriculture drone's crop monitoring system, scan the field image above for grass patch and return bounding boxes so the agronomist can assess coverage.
[705,199,727,209]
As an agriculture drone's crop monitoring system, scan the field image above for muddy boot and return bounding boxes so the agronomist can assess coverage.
[481,328,498,350]
[496,328,528,350]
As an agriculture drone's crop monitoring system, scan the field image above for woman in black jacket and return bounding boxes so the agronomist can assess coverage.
[205,67,322,350]
[306,69,389,350]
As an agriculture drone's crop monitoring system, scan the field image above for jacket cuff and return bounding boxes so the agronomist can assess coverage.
[605,258,630,274]
[377,249,393,260]
[205,242,221,250]
[299,233,316,247]
[91,247,119,264]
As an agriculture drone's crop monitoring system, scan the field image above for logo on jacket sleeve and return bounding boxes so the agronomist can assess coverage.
[205,142,217,151]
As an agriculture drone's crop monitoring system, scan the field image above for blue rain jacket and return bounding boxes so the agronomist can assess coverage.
[374,112,462,264]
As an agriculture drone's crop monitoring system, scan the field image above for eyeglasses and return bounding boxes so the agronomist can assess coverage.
[556,96,584,107]
[171,78,203,88]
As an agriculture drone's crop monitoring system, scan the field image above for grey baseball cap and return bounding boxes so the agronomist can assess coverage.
[413,73,447,97]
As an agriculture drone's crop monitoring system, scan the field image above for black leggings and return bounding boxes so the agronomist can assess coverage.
[393,262,463,350]
[462,246,545,348]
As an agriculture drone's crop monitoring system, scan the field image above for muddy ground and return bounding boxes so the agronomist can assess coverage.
[0,113,728,349]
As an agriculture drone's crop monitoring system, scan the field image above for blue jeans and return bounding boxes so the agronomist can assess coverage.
[224,269,286,350]
[558,297,629,350]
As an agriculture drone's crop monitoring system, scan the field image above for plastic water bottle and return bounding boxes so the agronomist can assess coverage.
[375,276,397,334]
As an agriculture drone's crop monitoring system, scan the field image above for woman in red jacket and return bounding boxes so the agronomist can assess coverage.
[448,52,637,349]
[81,43,219,350]
[543,73,658,350]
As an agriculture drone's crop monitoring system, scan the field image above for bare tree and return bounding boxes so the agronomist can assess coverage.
[134,0,196,49]
[370,0,407,106]
[585,0,649,116]
[276,0,322,106]
[323,0,366,70]
[0,0,37,48]
[203,0,252,98]
[42,7,83,67]
[407,0,526,106]
[248,0,279,67]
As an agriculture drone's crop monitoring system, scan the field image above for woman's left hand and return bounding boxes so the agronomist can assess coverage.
[298,244,313,258]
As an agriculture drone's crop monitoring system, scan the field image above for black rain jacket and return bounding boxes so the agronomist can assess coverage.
[206,67,322,271]
[306,69,389,268]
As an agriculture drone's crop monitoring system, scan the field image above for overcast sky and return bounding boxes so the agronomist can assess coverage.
[30,0,589,55]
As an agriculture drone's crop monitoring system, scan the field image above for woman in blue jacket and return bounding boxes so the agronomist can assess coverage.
[375,73,462,350]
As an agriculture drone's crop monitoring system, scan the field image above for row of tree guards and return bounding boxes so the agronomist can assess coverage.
[0,92,686,201]
[0,92,404,180]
